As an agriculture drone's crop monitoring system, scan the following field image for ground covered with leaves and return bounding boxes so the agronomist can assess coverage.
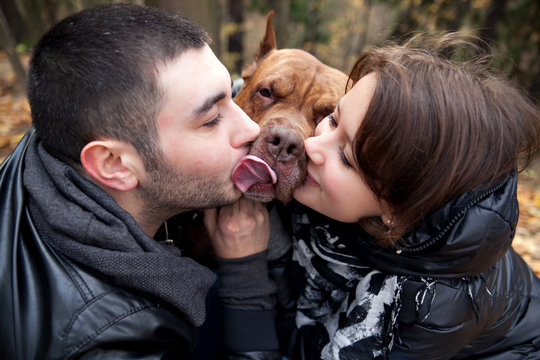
[1,52,538,275]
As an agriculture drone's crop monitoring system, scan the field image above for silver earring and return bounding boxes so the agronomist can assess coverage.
[382,215,395,227]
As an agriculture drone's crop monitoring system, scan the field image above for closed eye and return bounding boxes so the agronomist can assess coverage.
[327,113,337,127]
[327,113,352,168]
[339,148,353,168]
[203,114,222,127]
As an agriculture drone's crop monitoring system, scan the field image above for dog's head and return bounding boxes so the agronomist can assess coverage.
[233,11,347,204]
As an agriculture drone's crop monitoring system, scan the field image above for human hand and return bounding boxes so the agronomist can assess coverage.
[204,197,270,259]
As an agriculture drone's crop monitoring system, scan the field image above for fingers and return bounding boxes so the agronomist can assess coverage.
[235,197,267,221]
[203,207,218,236]
[203,197,270,259]
[218,197,258,225]
[204,198,267,233]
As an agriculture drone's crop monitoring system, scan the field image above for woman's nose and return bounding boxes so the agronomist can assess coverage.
[304,136,325,165]
[305,120,333,164]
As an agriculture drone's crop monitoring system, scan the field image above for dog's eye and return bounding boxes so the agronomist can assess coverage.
[259,88,272,98]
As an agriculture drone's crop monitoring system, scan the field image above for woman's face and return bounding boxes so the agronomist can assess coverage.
[293,73,383,222]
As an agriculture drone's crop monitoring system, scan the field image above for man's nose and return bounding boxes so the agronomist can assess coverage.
[233,105,260,147]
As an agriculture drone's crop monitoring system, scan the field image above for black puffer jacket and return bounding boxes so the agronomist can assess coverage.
[284,174,540,359]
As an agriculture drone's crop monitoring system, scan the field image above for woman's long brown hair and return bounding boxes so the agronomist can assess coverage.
[348,32,540,246]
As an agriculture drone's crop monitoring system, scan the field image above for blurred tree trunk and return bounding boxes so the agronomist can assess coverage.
[0,6,27,94]
[147,0,222,56]
[273,0,290,49]
[339,0,371,71]
[478,0,507,47]
[390,0,414,38]
[357,0,372,52]
[10,0,50,43]
[303,0,324,56]
[445,0,471,31]
[226,0,244,75]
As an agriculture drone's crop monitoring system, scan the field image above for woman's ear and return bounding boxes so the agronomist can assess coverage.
[80,140,143,191]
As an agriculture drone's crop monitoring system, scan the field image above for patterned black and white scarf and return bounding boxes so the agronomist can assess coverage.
[290,208,405,360]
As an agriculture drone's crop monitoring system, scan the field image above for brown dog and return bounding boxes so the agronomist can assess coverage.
[232,11,348,204]
[167,11,348,263]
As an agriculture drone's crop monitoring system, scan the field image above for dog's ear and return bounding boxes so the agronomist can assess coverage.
[241,11,277,80]
[255,11,277,61]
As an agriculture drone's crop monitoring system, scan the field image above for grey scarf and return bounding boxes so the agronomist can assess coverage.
[23,135,215,326]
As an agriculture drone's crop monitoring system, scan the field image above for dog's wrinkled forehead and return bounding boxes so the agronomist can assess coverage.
[265,50,323,77]
[255,54,339,104]
[254,75,296,99]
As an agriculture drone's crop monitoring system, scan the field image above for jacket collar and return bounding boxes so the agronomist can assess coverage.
[293,173,518,278]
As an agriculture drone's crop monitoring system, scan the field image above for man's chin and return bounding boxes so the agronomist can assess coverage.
[199,186,243,209]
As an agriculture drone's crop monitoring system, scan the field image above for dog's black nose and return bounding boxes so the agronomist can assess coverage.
[265,125,304,162]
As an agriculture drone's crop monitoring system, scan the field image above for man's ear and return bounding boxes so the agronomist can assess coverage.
[80,139,143,191]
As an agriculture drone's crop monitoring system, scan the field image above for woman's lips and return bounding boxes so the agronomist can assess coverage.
[304,170,319,187]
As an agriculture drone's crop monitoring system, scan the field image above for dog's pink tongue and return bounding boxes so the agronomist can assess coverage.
[232,155,277,192]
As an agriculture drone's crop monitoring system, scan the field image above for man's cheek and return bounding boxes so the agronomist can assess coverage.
[191,153,227,175]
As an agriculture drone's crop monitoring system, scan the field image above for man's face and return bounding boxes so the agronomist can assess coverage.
[137,45,259,217]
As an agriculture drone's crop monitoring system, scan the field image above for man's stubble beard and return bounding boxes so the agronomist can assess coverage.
[137,153,239,222]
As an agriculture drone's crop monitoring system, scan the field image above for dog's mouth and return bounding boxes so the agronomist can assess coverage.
[243,183,278,203]
[232,154,306,204]
[232,155,307,204]
[232,155,277,192]
[232,124,308,204]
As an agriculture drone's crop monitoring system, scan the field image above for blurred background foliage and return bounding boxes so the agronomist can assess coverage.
[1,0,539,102]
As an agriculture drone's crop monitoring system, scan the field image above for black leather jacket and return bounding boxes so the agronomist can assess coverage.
[0,133,200,359]
[0,132,282,360]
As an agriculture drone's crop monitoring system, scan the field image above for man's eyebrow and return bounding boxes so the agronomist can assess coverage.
[192,91,227,117]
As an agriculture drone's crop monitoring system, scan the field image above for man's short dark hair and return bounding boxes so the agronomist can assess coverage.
[28,4,211,166]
